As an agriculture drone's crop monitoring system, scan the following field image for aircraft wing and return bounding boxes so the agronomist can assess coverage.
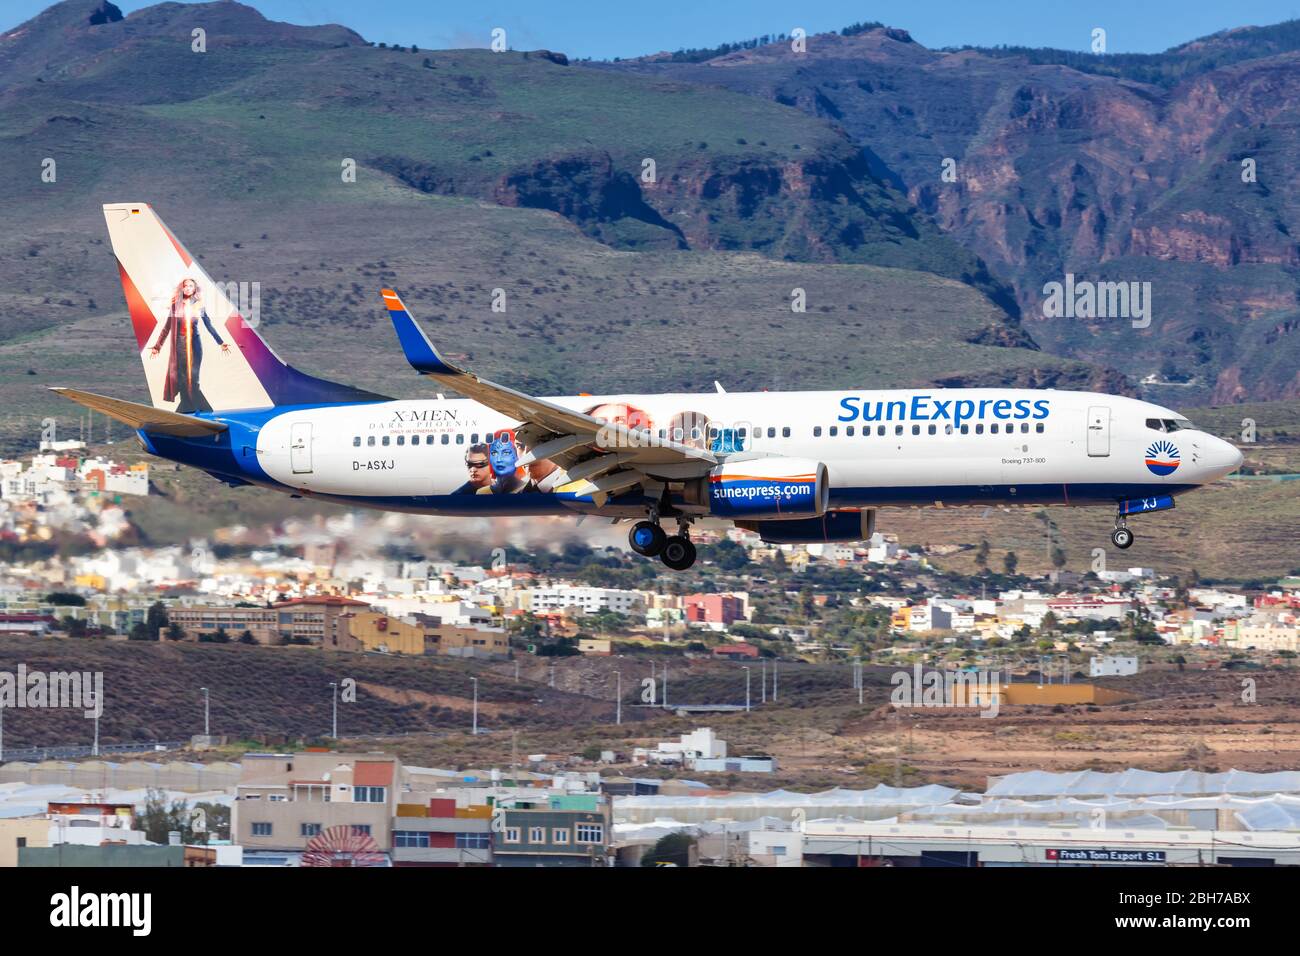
[381,289,717,477]
[49,387,228,438]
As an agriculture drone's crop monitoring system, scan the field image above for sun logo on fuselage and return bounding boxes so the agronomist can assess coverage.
[1144,439,1180,476]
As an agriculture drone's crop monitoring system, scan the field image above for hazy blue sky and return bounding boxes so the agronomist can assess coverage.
[5,0,1300,60]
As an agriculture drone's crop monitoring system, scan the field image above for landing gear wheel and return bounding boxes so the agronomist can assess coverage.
[629,521,666,557]
[1111,527,1134,550]
[660,535,697,571]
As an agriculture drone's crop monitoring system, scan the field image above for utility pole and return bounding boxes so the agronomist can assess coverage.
[549,662,555,689]
[329,682,338,739]
[201,687,210,737]
[510,730,518,786]
[761,659,767,704]
[615,671,622,725]
[662,664,668,709]
[743,666,751,713]
[471,677,479,736]
[514,660,520,683]
[893,712,901,788]
[773,660,778,701]
[93,712,99,757]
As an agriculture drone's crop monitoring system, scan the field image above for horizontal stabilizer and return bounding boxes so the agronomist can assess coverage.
[49,387,227,438]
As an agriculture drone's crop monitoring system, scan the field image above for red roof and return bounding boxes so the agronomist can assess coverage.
[272,596,368,608]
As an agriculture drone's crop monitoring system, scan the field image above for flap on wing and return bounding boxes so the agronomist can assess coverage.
[380,289,716,471]
[49,387,228,438]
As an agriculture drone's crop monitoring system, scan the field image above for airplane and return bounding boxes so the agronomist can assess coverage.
[51,203,1244,571]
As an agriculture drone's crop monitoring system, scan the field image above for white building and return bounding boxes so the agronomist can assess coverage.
[633,728,727,767]
[525,586,645,617]
[1089,655,1139,677]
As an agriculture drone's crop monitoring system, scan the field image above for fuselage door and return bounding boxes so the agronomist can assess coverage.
[1086,405,1110,457]
[290,422,313,473]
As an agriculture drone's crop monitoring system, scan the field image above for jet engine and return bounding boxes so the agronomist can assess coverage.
[735,509,876,544]
[687,457,829,520]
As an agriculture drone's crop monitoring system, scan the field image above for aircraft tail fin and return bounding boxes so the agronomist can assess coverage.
[102,203,387,412]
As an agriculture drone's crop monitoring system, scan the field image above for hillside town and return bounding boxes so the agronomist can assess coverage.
[1,441,1299,874]
[0,443,1295,661]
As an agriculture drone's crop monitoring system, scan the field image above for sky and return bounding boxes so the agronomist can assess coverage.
[4,0,1300,60]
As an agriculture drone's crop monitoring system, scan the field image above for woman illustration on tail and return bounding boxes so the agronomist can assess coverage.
[148,277,230,412]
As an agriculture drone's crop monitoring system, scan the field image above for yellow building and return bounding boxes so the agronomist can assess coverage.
[0,819,49,867]
[344,611,426,655]
[891,607,912,631]
[428,624,510,660]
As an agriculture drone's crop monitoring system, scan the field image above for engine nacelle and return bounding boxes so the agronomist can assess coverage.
[691,457,829,519]
[736,509,876,544]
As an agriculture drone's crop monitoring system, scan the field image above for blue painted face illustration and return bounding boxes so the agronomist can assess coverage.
[490,435,518,476]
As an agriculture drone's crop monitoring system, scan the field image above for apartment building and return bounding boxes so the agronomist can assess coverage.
[166,605,280,644]
[272,596,368,648]
[523,586,645,617]
[233,752,401,865]
[168,596,367,647]
[493,794,612,868]
[685,593,746,627]
[391,798,494,867]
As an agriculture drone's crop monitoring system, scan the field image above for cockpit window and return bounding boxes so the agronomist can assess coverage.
[1146,417,1194,433]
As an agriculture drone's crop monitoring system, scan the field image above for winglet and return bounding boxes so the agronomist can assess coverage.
[381,289,458,376]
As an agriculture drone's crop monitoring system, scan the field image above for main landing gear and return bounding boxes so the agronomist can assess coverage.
[1111,515,1134,550]
[660,531,697,572]
[628,520,667,557]
[628,508,696,570]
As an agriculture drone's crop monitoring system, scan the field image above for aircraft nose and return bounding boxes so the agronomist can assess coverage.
[1205,435,1243,478]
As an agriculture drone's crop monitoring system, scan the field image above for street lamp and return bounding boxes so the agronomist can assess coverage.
[328,682,338,739]
[471,677,479,736]
[200,687,210,737]
[615,672,622,725]
[742,666,751,713]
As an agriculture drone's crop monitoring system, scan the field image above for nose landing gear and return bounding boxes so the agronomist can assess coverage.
[1111,516,1134,550]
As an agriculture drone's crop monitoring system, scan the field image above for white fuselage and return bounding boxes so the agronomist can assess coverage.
[245,387,1241,518]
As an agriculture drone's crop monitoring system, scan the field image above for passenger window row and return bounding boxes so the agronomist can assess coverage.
[813,422,1045,437]
[352,432,484,447]
[351,420,1047,447]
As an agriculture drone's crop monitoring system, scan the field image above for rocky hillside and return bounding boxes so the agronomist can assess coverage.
[1,1,1025,323]
[604,24,1300,405]
[1,1,1130,450]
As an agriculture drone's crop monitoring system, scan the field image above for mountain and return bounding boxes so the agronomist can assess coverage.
[602,24,1300,405]
[0,0,1128,452]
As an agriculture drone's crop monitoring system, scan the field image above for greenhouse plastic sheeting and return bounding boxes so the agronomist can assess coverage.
[984,769,1300,799]
[613,783,960,824]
